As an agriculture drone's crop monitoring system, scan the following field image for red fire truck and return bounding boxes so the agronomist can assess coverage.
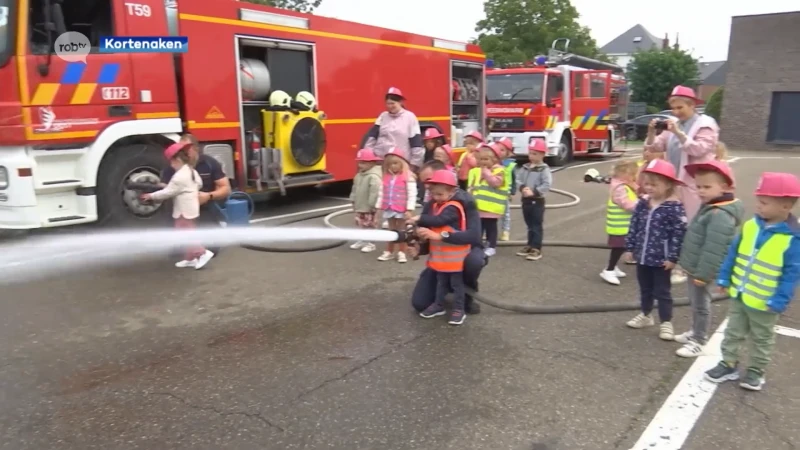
[0,0,486,229]
[485,39,629,166]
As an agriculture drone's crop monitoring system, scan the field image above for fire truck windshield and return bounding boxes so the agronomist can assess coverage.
[0,1,11,68]
[486,73,544,103]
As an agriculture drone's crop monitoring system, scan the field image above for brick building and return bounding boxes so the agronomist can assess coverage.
[721,11,800,150]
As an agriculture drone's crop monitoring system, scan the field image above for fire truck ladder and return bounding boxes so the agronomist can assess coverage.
[546,38,624,74]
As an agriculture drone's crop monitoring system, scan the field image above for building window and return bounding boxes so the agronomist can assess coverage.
[767,92,800,144]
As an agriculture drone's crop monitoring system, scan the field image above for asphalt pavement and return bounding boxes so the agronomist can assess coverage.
[1,150,798,450]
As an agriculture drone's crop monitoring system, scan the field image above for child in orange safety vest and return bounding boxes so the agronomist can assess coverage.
[417,169,472,325]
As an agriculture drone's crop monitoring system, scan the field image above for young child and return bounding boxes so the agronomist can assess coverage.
[417,170,472,325]
[141,142,212,269]
[432,144,456,171]
[600,160,639,285]
[348,148,383,253]
[423,128,447,162]
[375,147,418,262]
[457,131,483,190]
[514,140,551,261]
[674,160,743,357]
[497,137,516,241]
[637,148,665,195]
[624,159,687,340]
[704,172,800,390]
[467,143,507,257]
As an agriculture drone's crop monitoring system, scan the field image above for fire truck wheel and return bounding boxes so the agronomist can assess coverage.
[96,143,171,228]
[548,134,572,167]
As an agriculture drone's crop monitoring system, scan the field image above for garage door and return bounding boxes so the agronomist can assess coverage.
[767,92,800,144]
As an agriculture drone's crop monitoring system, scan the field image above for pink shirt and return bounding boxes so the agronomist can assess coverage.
[366,110,424,167]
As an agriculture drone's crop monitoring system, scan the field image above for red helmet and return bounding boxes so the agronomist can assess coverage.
[754,172,800,197]
[424,128,444,140]
[425,169,458,187]
[386,87,404,99]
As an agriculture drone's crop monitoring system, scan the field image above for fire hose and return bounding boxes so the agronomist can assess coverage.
[240,166,729,314]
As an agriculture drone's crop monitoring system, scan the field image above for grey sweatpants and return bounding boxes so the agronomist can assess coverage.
[686,275,712,343]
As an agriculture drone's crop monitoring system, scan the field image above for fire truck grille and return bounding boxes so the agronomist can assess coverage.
[488,117,526,131]
[290,117,326,167]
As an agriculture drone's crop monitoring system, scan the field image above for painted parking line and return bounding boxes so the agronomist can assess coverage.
[629,321,799,449]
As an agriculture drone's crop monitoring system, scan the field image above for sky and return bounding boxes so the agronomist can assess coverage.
[315,0,799,62]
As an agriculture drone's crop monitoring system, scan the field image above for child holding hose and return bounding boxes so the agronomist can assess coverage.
[141,142,214,269]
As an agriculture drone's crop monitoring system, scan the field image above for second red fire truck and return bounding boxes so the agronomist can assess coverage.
[485,39,629,166]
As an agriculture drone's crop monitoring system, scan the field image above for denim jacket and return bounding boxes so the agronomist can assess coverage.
[625,198,687,267]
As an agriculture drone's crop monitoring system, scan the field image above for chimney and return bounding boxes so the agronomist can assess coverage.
[673,33,680,50]
[663,33,669,50]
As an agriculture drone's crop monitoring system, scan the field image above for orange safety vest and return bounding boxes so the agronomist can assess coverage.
[426,200,471,272]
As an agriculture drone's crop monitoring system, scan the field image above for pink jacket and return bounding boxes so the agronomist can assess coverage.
[644,114,718,219]
[149,164,202,219]
[366,110,424,167]
[609,178,638,212]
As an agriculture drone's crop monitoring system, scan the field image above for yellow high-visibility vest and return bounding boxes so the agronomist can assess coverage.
[605,184,637,235]
[729,218,793,311]
[467,166,508,215]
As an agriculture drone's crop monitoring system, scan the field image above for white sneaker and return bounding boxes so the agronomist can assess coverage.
[659,322,675,340]
[360,243,376,253]
[671,271,687,284]
[377,251,394,261]
[381,220,389,229]
[613,267,626,278]
[600,270,621,285]
[397,251,408,263]
[195,250,215,270]
[175,259,197,268]
[349,241,365,250]
[484,247,496,257]
[676,341,704,358]
[626,313,654,329]
[674,331,694,344]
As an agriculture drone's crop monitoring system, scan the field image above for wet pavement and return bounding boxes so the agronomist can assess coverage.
[1,151,799,449]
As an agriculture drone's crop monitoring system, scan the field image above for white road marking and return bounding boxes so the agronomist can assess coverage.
[775,325,800,339]
[630,321,799,449]
[628,319,728,450]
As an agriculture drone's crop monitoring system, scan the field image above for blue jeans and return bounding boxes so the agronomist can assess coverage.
[500,198,512,232]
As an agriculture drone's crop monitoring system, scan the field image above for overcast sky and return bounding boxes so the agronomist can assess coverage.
[315,0,798,61]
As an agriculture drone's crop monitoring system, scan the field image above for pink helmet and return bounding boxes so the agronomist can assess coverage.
[642,159,683,184]
[164,142,190,160]
[685,160,735,187]
[440,144,454,159]
[496,137,513,151]
[754,172,800,197]
[386,87,405,99]
[479,143,504,159]
[356,148,381,161]
[424,128,444,140]
[464,131,483,142]
[528,139,547,153]
[425,169,458,187]
[384,146,408,162]
[670,85,702,104]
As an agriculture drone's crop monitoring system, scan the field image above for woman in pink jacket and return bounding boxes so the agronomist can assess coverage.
[364,87,425,170]
[644,85,719,283]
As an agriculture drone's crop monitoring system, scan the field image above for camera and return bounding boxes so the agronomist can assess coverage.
[654,120,669,131]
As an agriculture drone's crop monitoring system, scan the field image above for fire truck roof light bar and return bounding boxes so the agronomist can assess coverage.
[239,9,310,29]
[432,39,467,52]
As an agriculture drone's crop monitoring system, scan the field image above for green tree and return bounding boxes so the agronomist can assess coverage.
[242,0,322,13]
[627,48,699,109]
[705,87,723,123]
[475,0,609,66]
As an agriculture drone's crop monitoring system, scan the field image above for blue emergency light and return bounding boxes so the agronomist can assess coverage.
[534,55,547,65]
[485,59,495,68]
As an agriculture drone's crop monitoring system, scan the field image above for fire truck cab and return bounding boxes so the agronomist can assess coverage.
[0,0,485,230]
[485,39,628,166]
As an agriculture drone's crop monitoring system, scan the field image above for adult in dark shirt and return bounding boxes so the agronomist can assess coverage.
[410,160,485,314]
[160,134,231,251]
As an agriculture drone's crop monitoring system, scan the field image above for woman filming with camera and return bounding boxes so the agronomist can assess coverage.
[644,85,720,284]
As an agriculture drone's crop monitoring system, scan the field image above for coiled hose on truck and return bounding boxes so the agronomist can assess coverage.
[241,165,729,313]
